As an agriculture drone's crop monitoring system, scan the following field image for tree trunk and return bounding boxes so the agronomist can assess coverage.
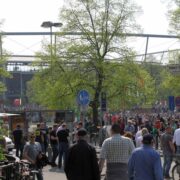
[92,102,99,125]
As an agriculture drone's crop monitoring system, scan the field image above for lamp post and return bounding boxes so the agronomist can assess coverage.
[41,21,63,64]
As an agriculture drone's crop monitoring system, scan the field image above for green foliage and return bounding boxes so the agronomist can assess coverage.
[27,0,155,122]
[167,0,180,34]
[160,69,180,97]
[0,146,6,161]
[0,35,12,95]
[0,123,7,161]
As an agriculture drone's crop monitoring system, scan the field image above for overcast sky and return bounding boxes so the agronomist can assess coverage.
[0,0,169,33]
[0,0,179,61]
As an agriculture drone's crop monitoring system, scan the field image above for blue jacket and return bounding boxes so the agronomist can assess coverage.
[128,145,163,180]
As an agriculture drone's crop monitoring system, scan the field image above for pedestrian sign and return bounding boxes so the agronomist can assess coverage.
[77,90,90,106]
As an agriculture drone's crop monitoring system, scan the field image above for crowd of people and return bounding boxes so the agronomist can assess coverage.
[98,113,180,180]
[4,112,180,180]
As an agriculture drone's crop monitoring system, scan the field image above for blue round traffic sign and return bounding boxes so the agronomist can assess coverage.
[77,90,90,106]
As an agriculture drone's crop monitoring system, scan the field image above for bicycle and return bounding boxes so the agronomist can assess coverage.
[101,173,106,180]
[0,176,6,180]
[13,160,40,180]
[171,155,180,180]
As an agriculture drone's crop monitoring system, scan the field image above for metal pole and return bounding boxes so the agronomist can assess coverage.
[144,36,149,62]
[55,34,57,56]
[50,26,53,57]
[20,71,23,105]
[0,32,179,39]
[50,26,53,73]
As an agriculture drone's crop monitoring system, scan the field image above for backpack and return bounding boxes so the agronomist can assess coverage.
[36,152,50,168]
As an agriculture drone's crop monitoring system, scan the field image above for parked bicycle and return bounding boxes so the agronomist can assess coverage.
[172,154,180,180]
[101,173,105,180]
[0,162,14,180]
[13,160,40,180]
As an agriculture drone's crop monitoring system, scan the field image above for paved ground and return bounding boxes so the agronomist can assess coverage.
[11,147,180,180]
[43,165,66,180]
[43,146,103,180]
[43,162,179,180]
[43,164,106,180]
[42,147,180,180]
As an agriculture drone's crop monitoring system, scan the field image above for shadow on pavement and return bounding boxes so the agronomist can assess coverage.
[47,166,65,173]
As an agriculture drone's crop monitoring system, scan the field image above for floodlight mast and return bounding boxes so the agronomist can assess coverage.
[41,21,63,67]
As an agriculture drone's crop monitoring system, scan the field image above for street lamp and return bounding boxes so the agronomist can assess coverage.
[41,21,63,67]
[41,21,63,47]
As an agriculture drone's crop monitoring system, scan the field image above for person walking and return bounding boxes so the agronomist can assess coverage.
[40,122,49,154]
[128,134,163,180]
[56,123,69,169]
[99,123,135,180]
[161,126,175,179]
[35,123,44,152]
[49,124,59,167]
[64,128,100,180]
[23,132,43,180]
[12,124,24,159]
[173,125,180,154]
[136,128,149,147]
[124,120,135,135]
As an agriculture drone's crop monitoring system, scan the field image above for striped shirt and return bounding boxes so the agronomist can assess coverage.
[100,134,135,163]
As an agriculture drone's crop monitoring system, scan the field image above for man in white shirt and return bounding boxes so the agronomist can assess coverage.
[99,124,135,180]
[173,127,180,154]
[136,128,149,147]
[135,125,145,145]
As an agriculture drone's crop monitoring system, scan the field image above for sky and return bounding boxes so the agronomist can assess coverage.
[0,0,169,33]
[0,0,179,62]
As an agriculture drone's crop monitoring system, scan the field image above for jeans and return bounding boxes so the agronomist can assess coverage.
[40,143,45,153]
[58,142,69,168]
[163,154,173,177]
[15,143,23,159]
[51,144,59,164]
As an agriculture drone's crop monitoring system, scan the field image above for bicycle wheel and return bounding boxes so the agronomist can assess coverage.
[101,174,106,180]
[172,163,180,180]
[0,176,5,180]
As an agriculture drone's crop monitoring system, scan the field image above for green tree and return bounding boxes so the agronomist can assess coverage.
[0,34,11,95]
[160,69,180,97]
[168,0,180,34]
[28,0,152,124]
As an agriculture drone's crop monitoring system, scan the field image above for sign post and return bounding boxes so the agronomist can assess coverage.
[101,92,107,112]
[77,90,90,122]
[168,96,175,112]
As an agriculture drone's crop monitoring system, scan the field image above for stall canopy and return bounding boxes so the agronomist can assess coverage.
[0,113,20,117]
